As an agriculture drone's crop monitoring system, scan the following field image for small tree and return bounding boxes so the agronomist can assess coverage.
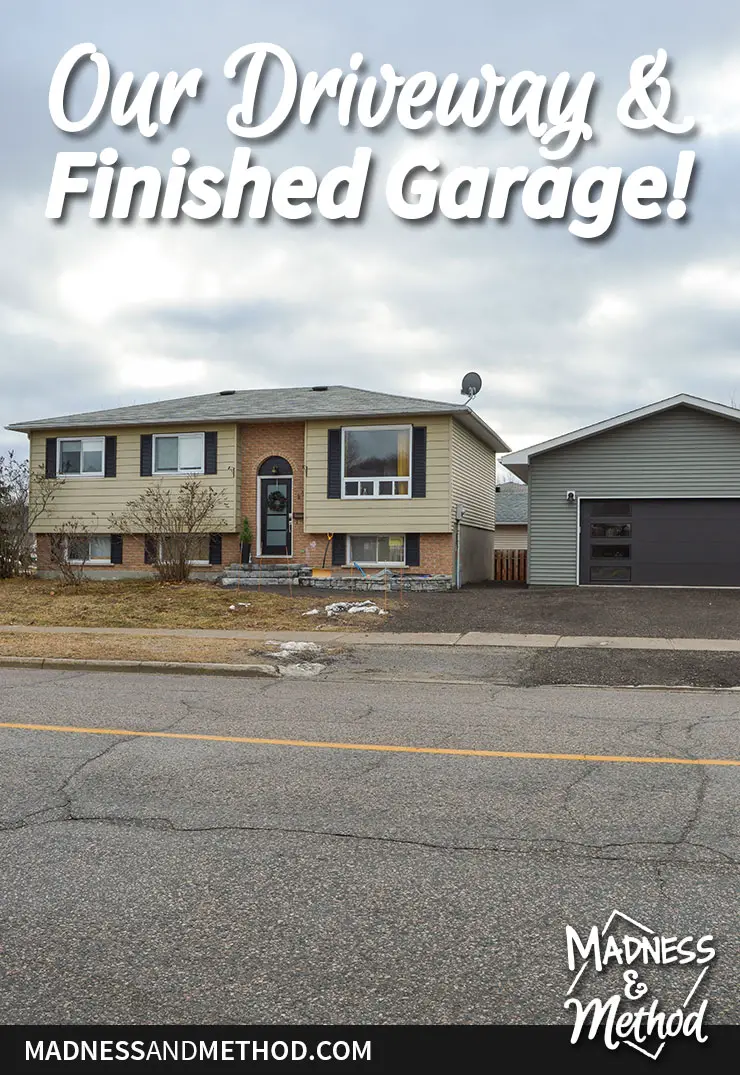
[240,517,253,564]
[0,452,62,578]
[110,480,228,583]
[49,520,92,586]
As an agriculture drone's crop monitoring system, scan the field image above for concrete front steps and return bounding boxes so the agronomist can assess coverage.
[220,564,311,587]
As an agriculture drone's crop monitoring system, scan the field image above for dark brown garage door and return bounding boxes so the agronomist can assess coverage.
[580,499,740,586]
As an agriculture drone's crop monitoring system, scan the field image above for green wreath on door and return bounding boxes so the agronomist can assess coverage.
[266,490,287,513]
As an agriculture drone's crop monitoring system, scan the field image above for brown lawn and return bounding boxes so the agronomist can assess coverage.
[0,632,310,665]
[0,578,395,631]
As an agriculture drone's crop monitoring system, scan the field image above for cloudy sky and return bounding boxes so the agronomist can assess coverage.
[1,0,739,460]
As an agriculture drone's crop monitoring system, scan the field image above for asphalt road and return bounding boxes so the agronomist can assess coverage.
[0,665,737,1026]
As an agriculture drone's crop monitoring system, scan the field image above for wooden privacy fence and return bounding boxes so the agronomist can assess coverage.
[494,549,527,583]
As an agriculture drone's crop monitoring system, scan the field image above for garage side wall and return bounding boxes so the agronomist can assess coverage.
[528,406,740,585]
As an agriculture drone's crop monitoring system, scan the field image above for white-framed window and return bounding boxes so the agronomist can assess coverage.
[159,533,211,565]
[57,437,105,477]
[153,432,205,475]
[67,534,112,564]
[342,426,411,499]
[347,534,406,566]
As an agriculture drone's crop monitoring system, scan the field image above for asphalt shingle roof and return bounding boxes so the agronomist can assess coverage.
[496,482,528,524]
[9,385,467,429]
[8,384,510,452]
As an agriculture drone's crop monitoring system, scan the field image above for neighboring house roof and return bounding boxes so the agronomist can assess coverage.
[501,394,740,481]
[495,483,528,524]
[7,384,510,453]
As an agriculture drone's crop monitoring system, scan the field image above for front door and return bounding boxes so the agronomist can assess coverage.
[260,477,292,556]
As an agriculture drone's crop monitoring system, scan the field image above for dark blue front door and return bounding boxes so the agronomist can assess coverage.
[260,477,292,556]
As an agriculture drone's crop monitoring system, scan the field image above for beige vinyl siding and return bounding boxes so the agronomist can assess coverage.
[450,419,496,529]
[303,415,452,532]
[494,524,528,550]
[29,424,239,533]
[528,406,740,585]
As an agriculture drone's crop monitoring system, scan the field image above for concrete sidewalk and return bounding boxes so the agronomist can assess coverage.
[1,623,740,652]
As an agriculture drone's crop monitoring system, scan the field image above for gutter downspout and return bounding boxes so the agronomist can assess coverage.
[454,504,465,589]
[455,520,461,589]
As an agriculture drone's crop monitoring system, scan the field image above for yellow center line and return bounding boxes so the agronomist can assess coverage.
[0,721,738,767]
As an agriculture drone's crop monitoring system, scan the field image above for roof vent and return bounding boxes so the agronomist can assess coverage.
[311,385,329,392]
[219,390,236,396]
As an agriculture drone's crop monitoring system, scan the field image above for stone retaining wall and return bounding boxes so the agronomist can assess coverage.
[221,573,452,592]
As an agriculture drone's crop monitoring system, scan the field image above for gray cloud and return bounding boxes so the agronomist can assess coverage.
[1,0,739,459]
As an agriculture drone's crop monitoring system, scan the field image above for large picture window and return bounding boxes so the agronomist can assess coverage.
[342,426,411,498]
[57,438,105,476]
[153,433,205,475]
[347,535,406,566]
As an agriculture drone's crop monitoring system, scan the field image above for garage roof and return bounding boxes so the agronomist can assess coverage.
[501,394,740,481]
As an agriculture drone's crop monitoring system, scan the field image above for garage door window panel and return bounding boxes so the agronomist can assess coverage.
[591,544,631,559]
[591,523,631,538]
[590,565,631,582]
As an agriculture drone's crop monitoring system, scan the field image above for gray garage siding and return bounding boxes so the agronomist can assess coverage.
[528,405,740,585]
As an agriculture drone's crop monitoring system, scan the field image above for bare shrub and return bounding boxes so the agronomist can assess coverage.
[0,452,62,578]
[110,481,228,582]
[49,520,93,585]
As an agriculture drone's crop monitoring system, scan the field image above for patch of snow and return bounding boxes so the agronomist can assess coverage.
[279,662,326,677]
[324,600,389,616]
[228,602,251,611]
[265,640,322,659]
[301,608,320,616]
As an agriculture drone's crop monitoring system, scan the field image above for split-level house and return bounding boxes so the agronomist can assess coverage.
[7,385,509,585]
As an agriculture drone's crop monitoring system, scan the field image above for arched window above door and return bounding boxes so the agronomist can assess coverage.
[258,456,292,476]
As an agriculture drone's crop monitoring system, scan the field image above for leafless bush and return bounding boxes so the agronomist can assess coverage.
[110,481,227,582]
[0,452,62,578]
[49,520,93,585]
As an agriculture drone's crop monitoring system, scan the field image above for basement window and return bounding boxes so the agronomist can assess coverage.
[67,534,112,564]
[347,535,406,566]
[159,533,211,566]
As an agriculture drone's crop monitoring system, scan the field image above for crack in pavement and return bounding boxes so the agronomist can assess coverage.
[0,811,736,866]
[561,762,599,832]
[672,764,712,862]
[0,695,219,829]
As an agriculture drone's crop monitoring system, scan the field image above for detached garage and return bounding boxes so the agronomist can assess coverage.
[501,394,740,587]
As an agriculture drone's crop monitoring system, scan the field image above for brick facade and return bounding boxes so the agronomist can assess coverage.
[35,532,240,576]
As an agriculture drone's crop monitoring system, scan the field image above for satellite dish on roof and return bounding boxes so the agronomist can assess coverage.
[461,372,482,400]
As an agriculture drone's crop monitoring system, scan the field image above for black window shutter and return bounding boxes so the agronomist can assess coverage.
[406,533,420,567]
[110,534,123,564]
[204,432,218,475]
[104,436,117,478]
[331,533,346,566]
[140,434,153,477]
[45,438,57,478]
[327,429,342,499]
[411,427,427,498]
[209,533,222,565]
[144,536,157,564]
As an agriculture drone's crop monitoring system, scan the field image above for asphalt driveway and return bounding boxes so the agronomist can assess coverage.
[383,585,740,638]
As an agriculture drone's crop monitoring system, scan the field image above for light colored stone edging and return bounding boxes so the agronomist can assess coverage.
[0,656,280,678]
